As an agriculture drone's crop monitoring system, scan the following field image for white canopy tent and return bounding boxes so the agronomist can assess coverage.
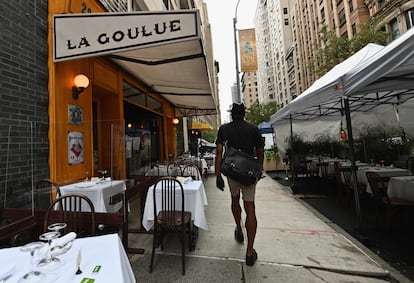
[269,27,414,234]
[270,27,414,156]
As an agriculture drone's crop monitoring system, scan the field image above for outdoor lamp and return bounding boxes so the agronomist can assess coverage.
[173,118,179,125]
[72,74,90,99]
[340,128,347,140]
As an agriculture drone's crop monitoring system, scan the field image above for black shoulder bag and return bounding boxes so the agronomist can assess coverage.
[221,143,262,185]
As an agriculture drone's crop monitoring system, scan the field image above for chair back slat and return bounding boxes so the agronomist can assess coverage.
[182,165,201,180]
[366,172,390,204]
[44,194,96,237]
[153,177,185,229]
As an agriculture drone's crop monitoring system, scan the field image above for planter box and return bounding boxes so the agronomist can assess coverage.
[263,158,284,171]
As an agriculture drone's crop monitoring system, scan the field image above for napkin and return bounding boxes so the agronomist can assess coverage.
[53,232,77,247]
[176,176,192,184]
[0,264,15,280]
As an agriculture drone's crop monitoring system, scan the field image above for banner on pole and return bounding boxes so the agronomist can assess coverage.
[239,29,258,72]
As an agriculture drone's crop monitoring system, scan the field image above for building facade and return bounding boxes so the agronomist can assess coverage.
[1,0,217,201]
[255,0,294,108]
[241,71,259,108]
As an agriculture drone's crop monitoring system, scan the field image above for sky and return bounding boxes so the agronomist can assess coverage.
[203,0,258,123]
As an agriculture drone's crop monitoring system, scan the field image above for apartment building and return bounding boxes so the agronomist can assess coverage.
[365,0,414,40]
[241,72,259,108]
[254,0,294,108]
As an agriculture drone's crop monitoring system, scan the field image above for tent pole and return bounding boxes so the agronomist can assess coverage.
[289,114,295,186]
[343,97,365,237]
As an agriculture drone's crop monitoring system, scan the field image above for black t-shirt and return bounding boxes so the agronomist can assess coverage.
[216,120,264,156]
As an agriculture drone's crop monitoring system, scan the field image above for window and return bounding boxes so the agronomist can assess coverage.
[378,0,386,9]
[283,7,288,14]
[284,18,289,25]
[406,8,414,29]
[390,18,400,40]
[349,0,353,12]
[339,8,346,27]
[352,23,357,36]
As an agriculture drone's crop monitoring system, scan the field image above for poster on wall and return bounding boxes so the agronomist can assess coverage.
[68,104,83,125]
[68,131,84,164]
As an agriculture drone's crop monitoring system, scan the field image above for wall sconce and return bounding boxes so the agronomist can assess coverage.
[173,118,179,125]
[72,74,90,99]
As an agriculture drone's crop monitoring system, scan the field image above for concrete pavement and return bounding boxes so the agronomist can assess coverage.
[127,174,410,282]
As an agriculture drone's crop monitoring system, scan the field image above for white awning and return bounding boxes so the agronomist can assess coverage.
[53,10,217,117]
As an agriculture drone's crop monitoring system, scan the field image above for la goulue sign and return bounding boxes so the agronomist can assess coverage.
[53,10,200,62]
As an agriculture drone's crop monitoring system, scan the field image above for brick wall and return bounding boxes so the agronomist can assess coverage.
[0,1,49,206]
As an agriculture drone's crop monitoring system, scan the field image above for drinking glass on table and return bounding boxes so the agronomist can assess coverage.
[18,241,45,283]
[38,231,61,267]
[85,171,90,181]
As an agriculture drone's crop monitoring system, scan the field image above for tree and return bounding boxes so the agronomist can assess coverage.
[311,22,389,76]
[245,101,279,126]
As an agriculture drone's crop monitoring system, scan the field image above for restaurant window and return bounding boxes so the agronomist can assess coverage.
[406,8,414,29]
[148,95,163,114]
[123,81,146,107]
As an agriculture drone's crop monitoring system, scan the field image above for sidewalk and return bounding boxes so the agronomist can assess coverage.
[127,174,410,282]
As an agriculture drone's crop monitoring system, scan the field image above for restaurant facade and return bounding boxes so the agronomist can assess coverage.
[1,0,218,203]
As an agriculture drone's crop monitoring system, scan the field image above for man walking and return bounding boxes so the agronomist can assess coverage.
[215,103,264,266]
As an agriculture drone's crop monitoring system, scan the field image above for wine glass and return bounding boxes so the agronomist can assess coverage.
[85,171,91,181]
[380,160,385,167]
[48,223,67,261]
[48,222,67,233]
[18,241,45,283]
[38,231,61,267]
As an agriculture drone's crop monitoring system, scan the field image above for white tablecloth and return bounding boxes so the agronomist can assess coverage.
[0,233,135,283]
[387,176,414,201]
[356,167,411,194]
[60,180,126,213]
[142,180,208,231]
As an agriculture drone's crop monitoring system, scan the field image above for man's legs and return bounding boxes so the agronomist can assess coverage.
[243,201,257,256]
[231,194,243,235]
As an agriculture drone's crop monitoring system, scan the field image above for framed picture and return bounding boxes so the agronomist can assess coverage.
[68,131,84,164]
[68,104,83,125]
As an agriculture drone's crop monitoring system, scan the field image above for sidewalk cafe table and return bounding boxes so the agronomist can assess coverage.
[0,233,135,283]
[142,180,208,232]
[387,176,414,202]
[356,166,411,194]
[60,180,126,213]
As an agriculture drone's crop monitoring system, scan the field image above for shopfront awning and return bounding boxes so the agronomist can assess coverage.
[191,120,213,131]
[53,10,217,117]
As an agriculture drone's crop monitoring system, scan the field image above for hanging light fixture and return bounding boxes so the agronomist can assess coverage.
[340,121,347,140]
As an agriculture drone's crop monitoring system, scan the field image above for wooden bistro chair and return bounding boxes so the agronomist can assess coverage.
[333,162,353,205]
[366,172,414,229]
[181,164,202,180]
[149,177,194,276]
[34,179,61,210]
[167,161,181,177]
[44,194,96,237]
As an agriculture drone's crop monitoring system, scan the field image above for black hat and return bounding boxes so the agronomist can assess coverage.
[229,103,246,115]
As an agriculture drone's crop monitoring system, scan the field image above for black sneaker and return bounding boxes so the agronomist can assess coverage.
[234,229,244,243]
[246,249,258,266]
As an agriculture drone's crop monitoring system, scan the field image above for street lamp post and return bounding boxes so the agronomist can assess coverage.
[233,0,241,103]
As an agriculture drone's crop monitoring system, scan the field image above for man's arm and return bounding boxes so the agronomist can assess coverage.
[256,147,264,166]
[215,143,223,175]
